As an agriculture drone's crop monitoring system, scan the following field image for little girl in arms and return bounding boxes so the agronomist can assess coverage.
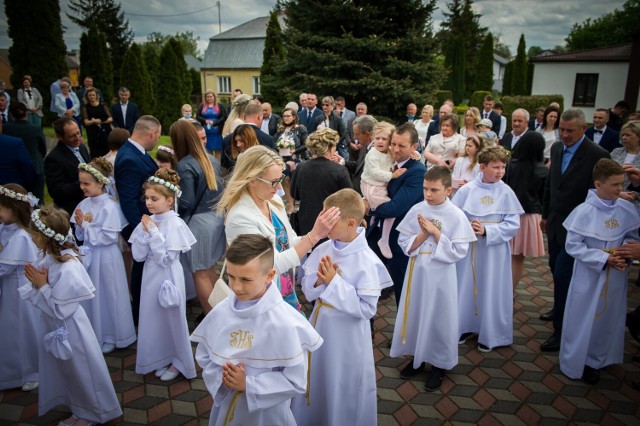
[22,206,121,425]
[72,158,136,353]
[130,168,197,381]
[0,184,42,392]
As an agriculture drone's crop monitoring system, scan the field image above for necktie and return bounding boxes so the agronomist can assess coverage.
[594,129,603,134]
[561,148,571,174]
[339,111,343,117]
[393,164,399,171]
[26,89,32,99]
[484,112,488,119]
[1,113,6,123]
[72,147,85,164]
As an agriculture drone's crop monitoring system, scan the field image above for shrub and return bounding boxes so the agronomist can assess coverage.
[500,95,564,131]
[436,90,453,108]
[469,91,491,110]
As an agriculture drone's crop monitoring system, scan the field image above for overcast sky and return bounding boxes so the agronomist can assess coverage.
[0,0,625,56]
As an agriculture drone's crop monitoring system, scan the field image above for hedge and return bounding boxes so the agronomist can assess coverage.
[435,90,453,109]
[469,91,491,110]
[500,94,564,132]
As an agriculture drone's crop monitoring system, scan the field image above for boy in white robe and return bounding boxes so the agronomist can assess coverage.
[452,145,524,352]
[391,167,476,391]
[191,234,322,426]
[293,188,393,425]
[560,159,640,384]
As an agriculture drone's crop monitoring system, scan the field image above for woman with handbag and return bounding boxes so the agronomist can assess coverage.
[171,120,226,318]
[217,146,339,312]
[82,87,113,159]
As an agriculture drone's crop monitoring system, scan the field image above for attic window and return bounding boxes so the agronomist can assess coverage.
[572,74,598,107]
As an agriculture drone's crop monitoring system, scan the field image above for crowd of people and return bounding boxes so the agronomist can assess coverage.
[1,75,640,425]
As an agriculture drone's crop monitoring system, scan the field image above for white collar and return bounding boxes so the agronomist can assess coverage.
[128,138,146,154]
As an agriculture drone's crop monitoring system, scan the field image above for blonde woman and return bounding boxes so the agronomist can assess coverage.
[460,107,481,138]
[414,105,434,143]
[218,146,339,311]
[222,93,252,137]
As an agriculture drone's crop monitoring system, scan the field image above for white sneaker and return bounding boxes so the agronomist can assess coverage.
[101,343,116,354]
[21,381,39,391]
[154,366,169,377]
[160,366,180,381]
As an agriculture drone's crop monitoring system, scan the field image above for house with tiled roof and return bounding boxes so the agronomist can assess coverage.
[201,13,286,103]
[530,36,640,117]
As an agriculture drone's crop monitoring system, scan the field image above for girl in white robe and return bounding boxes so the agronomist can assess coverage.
[560,188,640,380]
[191,234,323,426]
[71,158,136,353]
[21,206,122,425]
[452,148,523,352]
[130,169,197,381]
[0,185,43,392]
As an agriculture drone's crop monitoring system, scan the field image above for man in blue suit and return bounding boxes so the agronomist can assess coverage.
[585,109,621,153]
[300,93,324,133]
[111,87,140,134]
[0,118,36,191]
[366,123,427,306]
[115,115,160,324]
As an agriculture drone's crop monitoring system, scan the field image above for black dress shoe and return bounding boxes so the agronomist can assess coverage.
[400,360,424,379]
[540,333,561,352]
[539,310,555,321]
[424,366,445,392]
[582,366,600,385]
[627,312,640,344]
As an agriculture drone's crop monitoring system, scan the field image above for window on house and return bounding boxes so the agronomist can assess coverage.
[217,76,231,94]
[572,74,598,107]
[252,77,261,95]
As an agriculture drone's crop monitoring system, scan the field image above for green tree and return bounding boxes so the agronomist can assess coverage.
[146,31,202,59]
[79,25,113,101]
[473,33,494,92]
[493,33,512,58]
[189,68,201,96]
[120,43,155,116]
[565,0,640,51]
[527,45,543,57]
[266,0,445,119]
[67,0,133,90]
[155,41,185,132]
[260,10,287,107]
[511,34,528,96]
[443,37,466,104]
[168,38,192,102]
[5,0,67,116]
[438,0,487,98]
[141,43,160,87]
[502,60,514,95]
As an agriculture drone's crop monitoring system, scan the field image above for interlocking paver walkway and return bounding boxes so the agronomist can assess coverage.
[2,256,639,425]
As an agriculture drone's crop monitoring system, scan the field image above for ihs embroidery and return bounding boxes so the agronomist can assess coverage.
[604,218,619,230]
[479,195,494,205]
[428,219,442,231]
[230,330,254,349]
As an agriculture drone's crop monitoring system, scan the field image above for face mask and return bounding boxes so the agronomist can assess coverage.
[276,187,285,197]
[183,113,192,119]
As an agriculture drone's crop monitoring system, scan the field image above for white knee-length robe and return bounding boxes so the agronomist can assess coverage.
[560,190,640,378]
[130,210,197,378]
[391,199,476,370]
[452,173,523,349]
[72,193,136,348]
[191,282,323,426]
[0,224,43,390]
[19,250,122,423]
[293,228,392,426]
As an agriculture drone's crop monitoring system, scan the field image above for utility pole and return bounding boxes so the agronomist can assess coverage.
[216,1,221,34]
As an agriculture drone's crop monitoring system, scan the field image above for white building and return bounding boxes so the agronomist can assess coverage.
[530,42,639,118]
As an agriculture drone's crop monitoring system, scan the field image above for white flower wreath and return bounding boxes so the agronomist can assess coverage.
[158,145,175,155]
[0,185,39,207]
[31,210,67,245]
[78,163,111,185]
[147,176,182,197]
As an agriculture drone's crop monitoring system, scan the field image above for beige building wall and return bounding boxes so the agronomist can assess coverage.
[201,68,261,104]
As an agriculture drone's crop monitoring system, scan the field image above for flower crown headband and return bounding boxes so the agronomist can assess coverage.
[31,210,67,245]
[78,163,111,185]
[147,176,182,197]
[158,145,175,155]
[0,185,39,207]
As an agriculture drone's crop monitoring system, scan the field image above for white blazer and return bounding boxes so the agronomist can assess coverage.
[226,192,302,274]
[54,92,81,117]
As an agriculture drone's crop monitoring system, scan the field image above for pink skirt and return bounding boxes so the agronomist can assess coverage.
[510,213,545,257]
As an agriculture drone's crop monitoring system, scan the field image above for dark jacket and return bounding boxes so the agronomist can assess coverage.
[44,141,90,215]
[585,126,621,153]
[176,154,224,222]
[313,112,347,147]
[0,134,36,192]
[111,101,140,133]
[196,102,227,129]
[504,159,548,214]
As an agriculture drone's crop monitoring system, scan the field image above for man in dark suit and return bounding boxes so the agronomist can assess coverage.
[299,93,323,133]
[539,108,609,353]
[260,102,280,137]
[528,107,545,131]
[44,117,90,216]
[0,118,36,190]
[500,109,530,153]
[4,102,46,201]
[585,108,621,153]
[223,103,275,150]
[607,100,630,132]
[76,76,104,104]
[481,95,502,136]
[0,93,11,124]
[366,123,427,306]
[345,115,377,194]
[111,87,140,133]
[347,102,368,161]
[115,115,160,324]
[397,103,417,126]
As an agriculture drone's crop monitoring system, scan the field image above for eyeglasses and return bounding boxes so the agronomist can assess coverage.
[282,115,293,118]
[255,174,286,188]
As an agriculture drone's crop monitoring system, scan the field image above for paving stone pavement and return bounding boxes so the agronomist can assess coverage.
[1,255,640,425]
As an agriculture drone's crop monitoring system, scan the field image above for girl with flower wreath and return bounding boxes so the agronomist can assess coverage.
[0,184,43,393]
[71,157,136,354]
[22,205,122,426]
[129,168,197,382]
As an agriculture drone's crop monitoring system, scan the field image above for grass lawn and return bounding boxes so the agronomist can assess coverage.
[41,127,172,205]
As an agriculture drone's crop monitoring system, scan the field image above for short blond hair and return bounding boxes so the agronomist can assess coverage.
[306,128,339,157]
[323,189,365,224]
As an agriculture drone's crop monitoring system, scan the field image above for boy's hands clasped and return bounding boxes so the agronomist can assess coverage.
[223,362,246,392]
[315,256,338,287]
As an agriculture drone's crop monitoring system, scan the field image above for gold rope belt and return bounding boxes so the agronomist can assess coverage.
[400,257,418,344]
[306,299,335,406]
[595,248,616,318]
[223,390,241,425]
[471,241,478,316]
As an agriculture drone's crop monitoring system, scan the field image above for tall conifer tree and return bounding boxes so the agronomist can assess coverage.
[79,25,113,100]
[260,10,286,107]
[512,34,529,96]
[155,41,184,132]
[473,33,494,92]
[120,43,155,116]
